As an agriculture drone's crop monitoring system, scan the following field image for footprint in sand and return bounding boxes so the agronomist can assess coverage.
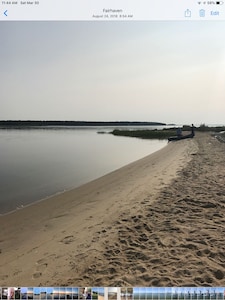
[27,246,38,254]
[60,235,75,244]
[0,274,8,280]
[32,272,42,279]
[36,263,48,272]
[34,257,49,275]
[36,257,48,264]
[213,269,224,280]
[34,254,58,277]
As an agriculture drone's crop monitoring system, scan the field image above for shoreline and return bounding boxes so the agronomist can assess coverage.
[2,133,225,286]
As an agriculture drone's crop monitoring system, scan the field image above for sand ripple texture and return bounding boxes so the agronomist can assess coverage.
[66,134,225,286]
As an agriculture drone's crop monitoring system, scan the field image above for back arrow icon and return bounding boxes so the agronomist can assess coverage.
[4,10,8,16]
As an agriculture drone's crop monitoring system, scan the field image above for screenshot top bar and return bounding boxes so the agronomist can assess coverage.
[0,0,224,20]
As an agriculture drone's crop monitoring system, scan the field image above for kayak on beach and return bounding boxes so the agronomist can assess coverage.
[168,132,194,141]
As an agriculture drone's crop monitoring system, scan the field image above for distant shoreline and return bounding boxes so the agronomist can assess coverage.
[0,120,167,128]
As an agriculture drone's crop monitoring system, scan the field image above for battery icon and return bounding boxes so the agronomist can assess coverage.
[216,1,223,4]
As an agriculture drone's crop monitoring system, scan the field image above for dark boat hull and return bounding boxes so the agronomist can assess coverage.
[168,133,194,142]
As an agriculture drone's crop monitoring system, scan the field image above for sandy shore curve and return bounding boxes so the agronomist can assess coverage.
[1,133,225,286]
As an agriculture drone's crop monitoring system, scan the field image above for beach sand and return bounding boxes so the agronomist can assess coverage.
[0,132,225,286]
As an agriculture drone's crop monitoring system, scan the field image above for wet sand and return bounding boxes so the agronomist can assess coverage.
[0,133,225,286]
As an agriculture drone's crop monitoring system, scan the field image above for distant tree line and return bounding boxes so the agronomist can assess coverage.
[0,120,166,127]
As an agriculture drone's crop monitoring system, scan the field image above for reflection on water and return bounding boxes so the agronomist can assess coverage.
[0,128,167,214]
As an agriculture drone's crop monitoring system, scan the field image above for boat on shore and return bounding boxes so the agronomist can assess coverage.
[168,132,194,141]
[168,124,195,142]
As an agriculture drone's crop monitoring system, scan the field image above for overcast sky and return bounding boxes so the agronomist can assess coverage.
[1,21,225,125]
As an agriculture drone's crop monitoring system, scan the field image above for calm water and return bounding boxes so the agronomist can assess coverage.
[0,127,167,215]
